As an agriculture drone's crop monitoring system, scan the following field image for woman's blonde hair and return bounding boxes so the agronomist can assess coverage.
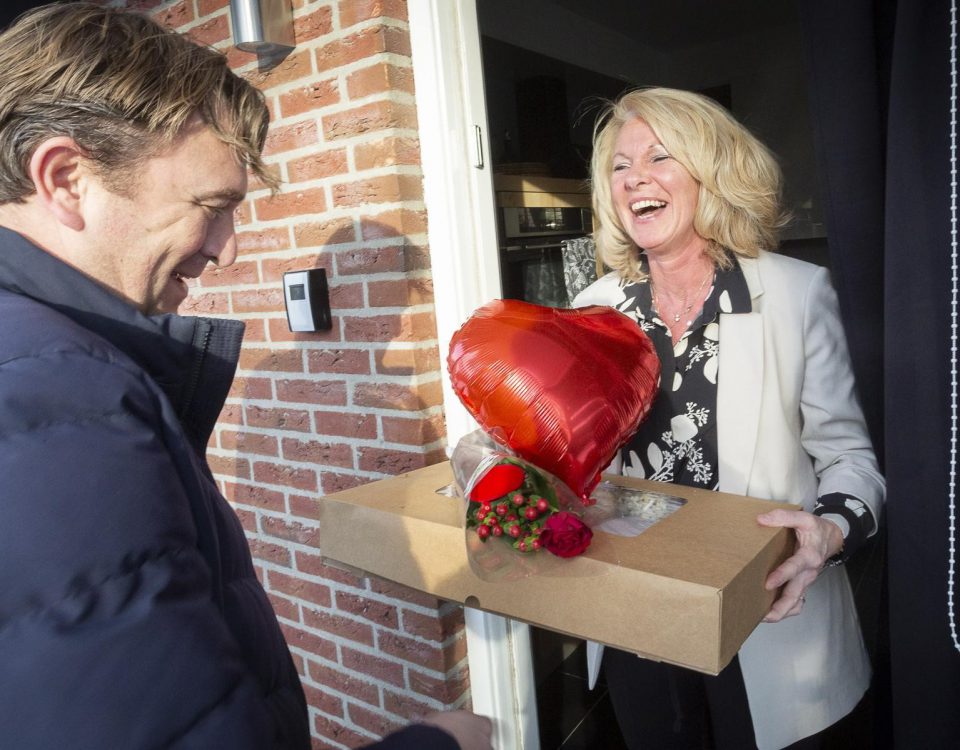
[590,87,787,281]
[0,2,275,202]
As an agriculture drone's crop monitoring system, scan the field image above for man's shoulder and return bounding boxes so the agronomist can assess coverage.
[0,290,159,426]
[0,289,129,366]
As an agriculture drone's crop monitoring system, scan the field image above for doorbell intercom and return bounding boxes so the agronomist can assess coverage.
[283,268,332,332]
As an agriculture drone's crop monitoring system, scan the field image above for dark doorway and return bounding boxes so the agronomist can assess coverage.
[0,1,66,29]
[475,1,880,747]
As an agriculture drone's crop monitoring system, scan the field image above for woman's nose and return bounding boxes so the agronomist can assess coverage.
[623,165,649,190]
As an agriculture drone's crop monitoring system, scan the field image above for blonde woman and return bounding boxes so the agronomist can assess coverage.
[575,88,884,750]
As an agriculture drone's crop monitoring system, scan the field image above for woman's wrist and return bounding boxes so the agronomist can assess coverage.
[821,517,846,565]
[813,493,872,565]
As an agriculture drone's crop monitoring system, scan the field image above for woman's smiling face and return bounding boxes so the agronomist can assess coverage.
[610,117,706,259]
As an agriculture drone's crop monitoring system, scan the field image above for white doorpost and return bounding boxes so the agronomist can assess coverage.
[407,1,539,748]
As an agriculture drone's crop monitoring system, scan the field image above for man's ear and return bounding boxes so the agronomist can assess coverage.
[27,137,87,231]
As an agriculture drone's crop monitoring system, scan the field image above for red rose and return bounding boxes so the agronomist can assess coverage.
[469,463,525,503]
[539,511,593,558]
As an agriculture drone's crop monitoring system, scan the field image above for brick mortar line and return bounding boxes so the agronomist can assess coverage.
[329,16,411,36]
[297,625,458,687]
[292,125,423,152]
[263,153,424,181]
[260,564,451,619]
[231,339,438,352]
[231,336,436,351]
[256,172,427,201]
[263,205,428,221]
[260,52,417,102]
[255,342,437,354]
[216,428,446,448]
[293,656,402,712]
[333,632,463,682]
[230,243,432,261]
[245,204,427,225]
[218,393,441,407]
[215,410,444,429]
[251,206,429,226]
[335,85,417,112]
[267,83,417,121]
[269,581,462,636]
[322,164,426,184]
[308,707,383,747]
[218,446,446,477]
[225,371,442,387]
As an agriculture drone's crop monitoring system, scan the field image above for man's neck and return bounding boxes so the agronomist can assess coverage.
[0,201,55,253]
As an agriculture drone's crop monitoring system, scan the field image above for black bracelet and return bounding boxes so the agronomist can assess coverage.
[814,492,867,566]
[822,547,847,567]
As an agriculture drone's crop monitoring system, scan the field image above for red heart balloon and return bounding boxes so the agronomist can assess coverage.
[448,299,660,501]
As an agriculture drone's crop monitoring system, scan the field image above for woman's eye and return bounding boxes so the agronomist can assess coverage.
[203,204,229,217]
[612,163,629,172]
[651,154,671,163]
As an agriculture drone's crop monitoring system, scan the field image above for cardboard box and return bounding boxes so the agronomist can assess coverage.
[316,462,795,674]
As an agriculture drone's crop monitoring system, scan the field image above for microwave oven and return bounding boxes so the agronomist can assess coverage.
[500,205,592,241]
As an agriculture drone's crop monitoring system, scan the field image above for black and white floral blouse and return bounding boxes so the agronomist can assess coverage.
[606,253,872,559]
[609,255,749,488]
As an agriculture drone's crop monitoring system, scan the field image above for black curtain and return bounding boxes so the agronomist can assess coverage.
[801,0,960,747]
[0,1,76,29]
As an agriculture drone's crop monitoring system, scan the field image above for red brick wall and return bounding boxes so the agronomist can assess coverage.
[106,2,470,747]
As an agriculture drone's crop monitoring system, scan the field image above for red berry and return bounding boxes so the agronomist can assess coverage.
[476,508,488,520]
[492,525,503,537]
[506,514,517,522]
[532,539,542,550]
[477,526,490,540]
[495,504,508,516]
[512,493,525,507]
[536,498,549,512]
[524,507,539,520]
[509,525,521,538]
[481,502,492,512]
[518,541,528,552]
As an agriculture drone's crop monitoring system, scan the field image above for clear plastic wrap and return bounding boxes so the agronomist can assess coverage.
[448,430,686,582]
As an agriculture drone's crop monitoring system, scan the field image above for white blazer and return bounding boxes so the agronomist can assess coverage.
[574,251,885,750]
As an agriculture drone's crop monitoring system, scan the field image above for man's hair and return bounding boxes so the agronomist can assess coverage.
[590,87,788,281]
[0,2,274,203]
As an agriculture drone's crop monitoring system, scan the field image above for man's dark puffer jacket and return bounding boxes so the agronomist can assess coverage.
[0,229,457,750]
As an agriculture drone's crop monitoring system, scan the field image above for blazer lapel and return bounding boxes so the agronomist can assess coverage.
[716,258,764,495]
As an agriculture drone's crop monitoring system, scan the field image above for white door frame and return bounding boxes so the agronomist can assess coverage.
[407,2,539,749]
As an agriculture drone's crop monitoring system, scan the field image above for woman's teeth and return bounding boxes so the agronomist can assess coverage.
[630,199,666,216]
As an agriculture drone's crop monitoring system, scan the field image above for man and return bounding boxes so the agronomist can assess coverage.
[0,5,491,749]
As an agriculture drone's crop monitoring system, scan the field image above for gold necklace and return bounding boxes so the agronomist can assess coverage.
[651,268,713,325]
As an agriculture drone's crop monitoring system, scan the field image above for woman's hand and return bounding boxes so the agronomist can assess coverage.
[756,508,844,623]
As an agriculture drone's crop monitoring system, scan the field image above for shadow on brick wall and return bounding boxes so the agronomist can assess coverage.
[219,217,471,745]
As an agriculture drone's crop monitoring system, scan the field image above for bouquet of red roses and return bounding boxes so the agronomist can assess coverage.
[450,430,604,579]
[467,458,593,558]
[449,431,686,581]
